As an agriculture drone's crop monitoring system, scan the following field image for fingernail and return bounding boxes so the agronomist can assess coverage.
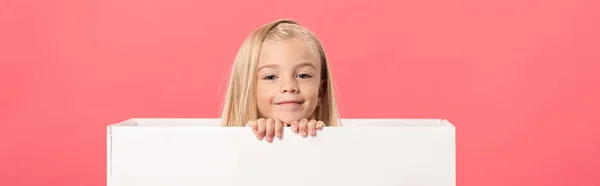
[267,136,273,142]
[292,126,298,132]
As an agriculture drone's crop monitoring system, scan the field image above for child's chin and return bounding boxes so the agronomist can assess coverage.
[275,115,305,124]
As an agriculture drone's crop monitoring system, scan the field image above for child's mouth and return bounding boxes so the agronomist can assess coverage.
[275,100,304,110]
[275,100,304,105]
[277,102,302,107]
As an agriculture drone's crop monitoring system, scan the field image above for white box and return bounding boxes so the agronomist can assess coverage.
[107,118,455,186]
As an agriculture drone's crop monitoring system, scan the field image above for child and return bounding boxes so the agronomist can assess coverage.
[220,19,341,142]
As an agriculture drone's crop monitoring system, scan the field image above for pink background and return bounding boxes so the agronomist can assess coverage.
[1,0,599,185]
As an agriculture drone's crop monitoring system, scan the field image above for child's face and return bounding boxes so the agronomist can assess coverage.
[256,39,322,124]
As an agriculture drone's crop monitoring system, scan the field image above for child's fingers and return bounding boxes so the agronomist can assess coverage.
[316,121,325,130]
[275,119,283,139]
[247,120,258,134]
[257,118,266,140]
[265,118,275,142]
[308,119,317,136]
[299,119,308,137]
[291,120,299,133]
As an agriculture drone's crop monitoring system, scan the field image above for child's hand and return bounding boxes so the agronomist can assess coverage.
[245,118,284,142]
[245,118,326,142]
[289,119,325,137]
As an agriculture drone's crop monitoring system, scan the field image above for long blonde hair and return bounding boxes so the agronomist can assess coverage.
[220,19,340,127]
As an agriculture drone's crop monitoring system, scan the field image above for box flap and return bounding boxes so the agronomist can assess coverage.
[108,118,454,127]
[106,118,455,186]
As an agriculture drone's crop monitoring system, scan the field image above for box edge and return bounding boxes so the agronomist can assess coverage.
[106,126,112,186]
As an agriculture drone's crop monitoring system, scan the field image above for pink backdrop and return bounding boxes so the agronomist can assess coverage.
[1,0,599,185]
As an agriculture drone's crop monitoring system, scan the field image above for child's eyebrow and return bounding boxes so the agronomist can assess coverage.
[257,62,317,71]
[295,62,317,70]
[257,64,278,71]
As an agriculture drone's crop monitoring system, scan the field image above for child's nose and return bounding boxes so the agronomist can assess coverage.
[281,81,299,93]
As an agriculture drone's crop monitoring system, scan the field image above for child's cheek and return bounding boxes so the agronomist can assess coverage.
[268,96,275,105]
[302,81,320,95]
[299,84,319,101]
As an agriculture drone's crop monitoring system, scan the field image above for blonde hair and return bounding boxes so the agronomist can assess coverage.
[220,18,341,127]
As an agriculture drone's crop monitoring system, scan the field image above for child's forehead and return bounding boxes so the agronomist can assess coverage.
[258,39,320,67]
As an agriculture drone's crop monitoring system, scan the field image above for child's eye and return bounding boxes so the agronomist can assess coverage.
[297,73,313,79]
[263,75,278,80]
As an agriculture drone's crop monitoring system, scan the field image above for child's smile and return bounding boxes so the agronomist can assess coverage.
[275,98,305,111]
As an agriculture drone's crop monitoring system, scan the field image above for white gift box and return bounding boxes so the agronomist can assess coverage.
[107,118,455,186]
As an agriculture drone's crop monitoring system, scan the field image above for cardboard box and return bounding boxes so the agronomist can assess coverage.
[107,118,455,186]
